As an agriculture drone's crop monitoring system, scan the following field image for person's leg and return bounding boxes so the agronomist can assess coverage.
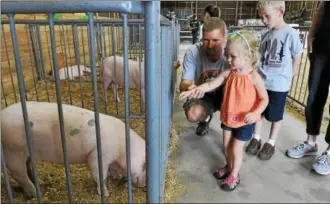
[183,96,214,136]
[286,53,330,159]
[257,91,288,160]
[312,104,330,175]
[221,123,255,191]
[246,91,270,155]
[246,116,264,155]
[195,85,224,136]
[214,124,233,180]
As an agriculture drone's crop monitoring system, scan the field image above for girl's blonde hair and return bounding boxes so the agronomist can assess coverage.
[227,30,260,69]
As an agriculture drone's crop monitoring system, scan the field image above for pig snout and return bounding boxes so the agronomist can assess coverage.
[134,173,146,188]
[132,161,146,188]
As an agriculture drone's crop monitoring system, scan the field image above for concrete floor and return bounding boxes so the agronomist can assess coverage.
[171,41,330,203]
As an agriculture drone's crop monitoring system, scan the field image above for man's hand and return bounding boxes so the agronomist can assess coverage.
[307,33,313,60]
[173,60,181,71]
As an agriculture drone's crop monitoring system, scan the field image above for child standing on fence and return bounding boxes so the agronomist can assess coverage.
[245,1,303,160]
[179,30,269,191]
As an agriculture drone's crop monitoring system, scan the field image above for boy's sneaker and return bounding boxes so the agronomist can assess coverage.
[213,166,230,180]
[246,138,262,155]
[220,174,240,191]
[257,143,275,160]
[286,141,318,159]
[312,152,330,175]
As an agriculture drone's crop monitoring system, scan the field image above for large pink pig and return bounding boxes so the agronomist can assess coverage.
[102,55,145,104]
[1,101,146,198]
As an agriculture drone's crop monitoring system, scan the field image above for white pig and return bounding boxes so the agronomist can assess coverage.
[102,56,181,104]
[102,55,145,104]
[1,101,146,198]
[48,65,92,80]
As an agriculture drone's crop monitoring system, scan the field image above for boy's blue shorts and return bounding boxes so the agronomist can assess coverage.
[263,90,288,122]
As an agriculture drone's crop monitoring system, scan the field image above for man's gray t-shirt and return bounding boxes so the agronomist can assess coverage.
[182,42,229,87]
[258,25,303,92]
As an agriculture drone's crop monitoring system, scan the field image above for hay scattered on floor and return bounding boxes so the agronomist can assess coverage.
[1,78,184,203]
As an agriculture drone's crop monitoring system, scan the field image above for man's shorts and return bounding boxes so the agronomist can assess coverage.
[183,85,224,118]
[262,90,289,122]
[221,123,256,142]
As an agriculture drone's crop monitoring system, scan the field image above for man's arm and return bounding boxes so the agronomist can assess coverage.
[179,48,198,92]
[180,79,194,92]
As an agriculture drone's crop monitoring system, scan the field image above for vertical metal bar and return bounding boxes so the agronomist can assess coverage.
[87,12,105,203]
[29,25,43,81]
[138,23,143,113]
[8,13,42,204]
[80,25,88,76]
[35,25,49,93]
[144,1,161,203]
[26,25,39,101]
[73,24,85,108]
[160,25,165,199]
[102,24,107,58]
[1,80,8,107]
[48,13,73,203]
[39,25,51,102]
[96,23,102,63]
[111,25,119,115]
[1,144,14,204]
[31,25,45,81]
[2,24,18,103]
[160,25,173,199]
[101,25,109,115]
[121,13,133,204]
[45,25,54,80]
[107,26,111,58]
[63,25,74,103]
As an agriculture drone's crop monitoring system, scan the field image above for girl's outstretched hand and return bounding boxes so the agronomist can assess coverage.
[179,90,193,101]
[179,87,205,101]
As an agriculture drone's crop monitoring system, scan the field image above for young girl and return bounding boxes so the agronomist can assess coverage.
[179,30,269,191]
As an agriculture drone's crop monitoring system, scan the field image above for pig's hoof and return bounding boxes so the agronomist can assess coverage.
[25,190,38,199]
[98,188,109,197]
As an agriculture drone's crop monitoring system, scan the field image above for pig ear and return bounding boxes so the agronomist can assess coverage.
[83,70,92,76]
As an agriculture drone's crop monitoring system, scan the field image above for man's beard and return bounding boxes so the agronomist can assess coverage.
[204,47,218,57]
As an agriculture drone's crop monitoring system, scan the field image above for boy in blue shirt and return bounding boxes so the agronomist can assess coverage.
[245,1,303,160]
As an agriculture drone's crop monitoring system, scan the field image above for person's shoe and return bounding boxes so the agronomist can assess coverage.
[286,141,318,159]
[220,174,240,191]
[195,114,213,136]
[246,138,262,155]
[196,121,209,136]
[312,152,330,175]
[213,165,230,180]
[257,143,275,160]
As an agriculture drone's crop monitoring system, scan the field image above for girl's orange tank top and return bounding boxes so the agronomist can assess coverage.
[220,69,261,128]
